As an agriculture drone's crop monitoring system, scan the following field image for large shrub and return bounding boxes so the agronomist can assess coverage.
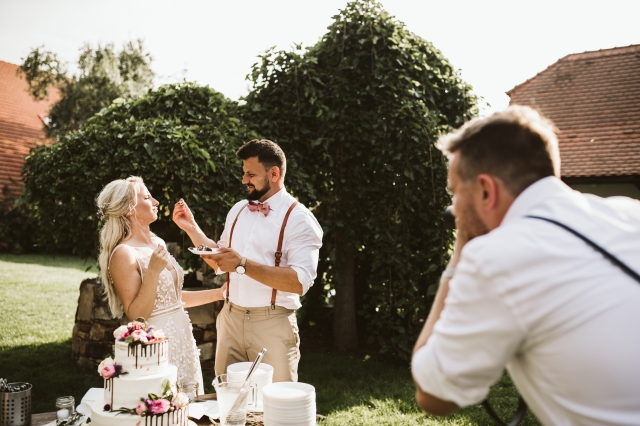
[0,184,38,254]
[243,0,478,358]
[22,82,254,259]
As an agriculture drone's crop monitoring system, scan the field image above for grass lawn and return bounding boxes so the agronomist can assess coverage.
[0,253,540,425]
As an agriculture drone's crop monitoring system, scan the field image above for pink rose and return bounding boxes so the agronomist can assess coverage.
[131,329,148,342]
[135,402,147,415]
[101,365,116,378]
[131,321,145,330]
[148,399,170,415]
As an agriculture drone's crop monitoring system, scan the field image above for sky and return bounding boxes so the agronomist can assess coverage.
[1,0,638,115]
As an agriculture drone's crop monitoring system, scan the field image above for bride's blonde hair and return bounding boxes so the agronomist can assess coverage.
[96,176,144,318]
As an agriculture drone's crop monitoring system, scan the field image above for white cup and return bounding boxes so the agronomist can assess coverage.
[227,362,273,409]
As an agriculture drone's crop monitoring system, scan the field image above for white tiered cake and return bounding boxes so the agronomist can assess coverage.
[89,320,189,426]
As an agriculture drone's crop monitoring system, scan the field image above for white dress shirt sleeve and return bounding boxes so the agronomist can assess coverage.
[283,209,323,296]
[411,239,525,407]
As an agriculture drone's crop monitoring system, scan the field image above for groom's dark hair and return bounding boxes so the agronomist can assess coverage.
[237,139,287,179]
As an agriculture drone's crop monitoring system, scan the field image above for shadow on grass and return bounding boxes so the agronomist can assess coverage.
[297,352,540,425]
[0,253,98,273]
[0,339,102,414]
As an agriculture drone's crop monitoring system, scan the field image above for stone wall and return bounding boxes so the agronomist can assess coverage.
[71,278,223,371]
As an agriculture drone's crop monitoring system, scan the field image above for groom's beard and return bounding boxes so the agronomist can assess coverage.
[246,181,270,201]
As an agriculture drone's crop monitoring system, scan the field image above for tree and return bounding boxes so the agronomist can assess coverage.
[21,83,254,259]
[243,0,478,357]
[18,40,154,138]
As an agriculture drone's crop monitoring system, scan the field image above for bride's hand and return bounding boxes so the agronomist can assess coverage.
[172,198,196,231]
[148,244,170,275]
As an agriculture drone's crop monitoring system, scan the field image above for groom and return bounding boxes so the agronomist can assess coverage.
[173,139,323,382]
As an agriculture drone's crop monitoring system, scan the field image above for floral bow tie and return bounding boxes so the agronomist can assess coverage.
[247,201,270,216]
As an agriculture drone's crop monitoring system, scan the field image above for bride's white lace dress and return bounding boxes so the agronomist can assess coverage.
[115,240,205,395]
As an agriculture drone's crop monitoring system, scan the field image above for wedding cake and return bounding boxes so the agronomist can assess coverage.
[89,319,190,426]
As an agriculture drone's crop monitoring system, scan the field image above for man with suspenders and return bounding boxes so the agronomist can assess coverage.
[172,139,323,382]
[411,106,640,425]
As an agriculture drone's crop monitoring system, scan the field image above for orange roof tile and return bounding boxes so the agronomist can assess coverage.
[0,60,59,199]
[507,44,640,179]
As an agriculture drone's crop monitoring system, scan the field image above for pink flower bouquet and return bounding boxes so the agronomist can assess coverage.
[113,317,167,345]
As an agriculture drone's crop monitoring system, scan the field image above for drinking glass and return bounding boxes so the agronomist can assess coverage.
[227,362,273,409]
[178,380,199,403]
[212,374,256,426]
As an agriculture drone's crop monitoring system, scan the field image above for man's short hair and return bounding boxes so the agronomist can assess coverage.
[437,105,561,197]
[236,139,287,178]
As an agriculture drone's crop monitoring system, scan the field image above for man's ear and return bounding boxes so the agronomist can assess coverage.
[477,174,499,210]
[270,166,280,182]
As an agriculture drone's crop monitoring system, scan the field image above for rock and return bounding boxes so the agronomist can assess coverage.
[191,328,204,344]
[198,342,215,361]
[87,341,111,360]
[76,322,91,340]
[89,322,117,341]
[76,282,97,322]
[92,305,114,321]
[77,356,98,371]
[185,303,215,325]
[204,330,216,342]
[200,359,215,372]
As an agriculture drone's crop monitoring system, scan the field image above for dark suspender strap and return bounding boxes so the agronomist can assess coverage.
[483,215,640,426]
[482,397,528,426]
[271,201,299,309]
[226,204,248,304]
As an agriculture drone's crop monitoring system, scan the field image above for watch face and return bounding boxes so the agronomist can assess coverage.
[236,265,246,275]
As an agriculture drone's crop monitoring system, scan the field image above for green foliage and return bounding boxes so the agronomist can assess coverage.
[0,182,39,254]
[243,0,477,359]
[19,40,154,138]
[21,82,254,259]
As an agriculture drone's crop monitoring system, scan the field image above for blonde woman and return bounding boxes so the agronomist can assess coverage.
[97,176,225,394]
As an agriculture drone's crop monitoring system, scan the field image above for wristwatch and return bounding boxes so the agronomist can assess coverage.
[440,267,455,283]
[235,257,247,275]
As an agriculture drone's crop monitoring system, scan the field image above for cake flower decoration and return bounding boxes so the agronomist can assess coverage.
[97,356,126,379]
[110,380,189,417]
[114,317,167,345]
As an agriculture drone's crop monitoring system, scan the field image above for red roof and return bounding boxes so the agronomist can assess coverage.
[0,60,59,199]
[507,44,640,179]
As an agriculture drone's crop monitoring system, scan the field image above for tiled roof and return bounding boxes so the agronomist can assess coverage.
[507,44,640,179]
[0,60,59,199]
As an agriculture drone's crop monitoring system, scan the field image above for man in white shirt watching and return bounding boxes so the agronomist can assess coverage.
[173,139,323,382]
[412,106,640,425]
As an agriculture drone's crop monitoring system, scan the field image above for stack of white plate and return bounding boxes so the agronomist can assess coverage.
[262,382,316,426]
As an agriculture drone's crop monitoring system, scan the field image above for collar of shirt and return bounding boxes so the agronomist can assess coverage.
[501,176,570,226]
[258,186,288,214]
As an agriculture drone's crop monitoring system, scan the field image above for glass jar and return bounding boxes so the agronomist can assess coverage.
[179,380,199,403]
[55,396,75,420]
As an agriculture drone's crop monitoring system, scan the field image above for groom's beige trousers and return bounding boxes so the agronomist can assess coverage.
[214,301,300,382]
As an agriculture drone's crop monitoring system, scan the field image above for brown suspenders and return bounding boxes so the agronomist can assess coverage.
[225,200,299,309]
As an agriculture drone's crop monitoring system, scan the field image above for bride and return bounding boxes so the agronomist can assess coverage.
[96,176,225,394]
